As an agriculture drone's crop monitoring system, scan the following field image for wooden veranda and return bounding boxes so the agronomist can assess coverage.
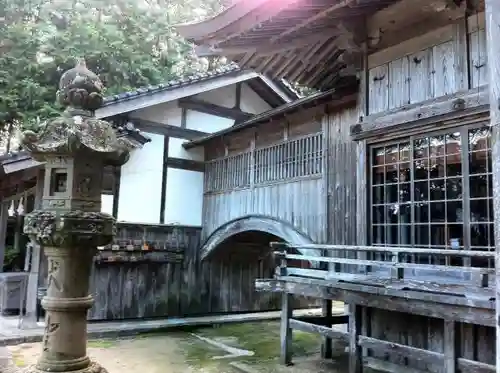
[261,242,495,372]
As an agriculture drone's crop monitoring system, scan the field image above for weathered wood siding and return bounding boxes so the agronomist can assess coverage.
[325,105,359,245]
[367,309,494,371]
[203,118,326,243]
[367,14,487,115]
[88,223,282,320]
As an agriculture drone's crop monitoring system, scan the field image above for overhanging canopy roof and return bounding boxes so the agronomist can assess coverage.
[176,0,468,91]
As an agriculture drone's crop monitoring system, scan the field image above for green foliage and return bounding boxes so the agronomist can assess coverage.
[0,0,225,134]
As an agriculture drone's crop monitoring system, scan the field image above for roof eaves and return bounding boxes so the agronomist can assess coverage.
[101,64,242,107]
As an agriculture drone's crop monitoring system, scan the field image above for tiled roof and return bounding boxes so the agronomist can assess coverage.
[102,64,242,106]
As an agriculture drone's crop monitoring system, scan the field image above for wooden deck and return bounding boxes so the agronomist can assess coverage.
[258,243,496,373]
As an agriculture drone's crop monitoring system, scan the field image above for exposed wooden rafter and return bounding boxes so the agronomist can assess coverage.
[195,31,334,57]
[201,0,301,47]
[178,97,254,121]
[270,0,355,43]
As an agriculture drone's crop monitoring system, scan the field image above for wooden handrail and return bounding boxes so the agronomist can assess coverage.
[270,242,495,258]
[281,253,494,273]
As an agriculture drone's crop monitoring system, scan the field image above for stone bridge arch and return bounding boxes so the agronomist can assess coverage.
[200,214,320,260]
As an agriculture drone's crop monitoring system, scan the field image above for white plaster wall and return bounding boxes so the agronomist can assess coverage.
[117,132,164,224]
[113,79,276,227]
[240,83,272,114]
[168,137,204,161]
[101,194,113,215]
[163,168,204,226]
[185,110,235,133]
[129,101,182,126]
[194,85,235,108]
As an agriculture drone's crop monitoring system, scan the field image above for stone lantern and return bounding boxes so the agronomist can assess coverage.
[18,60,135,373]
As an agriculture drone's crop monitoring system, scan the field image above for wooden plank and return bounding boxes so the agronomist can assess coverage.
[349,304,362,373]
[280,293,293,366]
[282,253,494,284]
[351,86,488,140]
[133,118,208,140]
[277,278,494,326]
[363,357,428,373]
[275,244,496,258]
[178,97,253,121]
[457,358,495,373]
[166,157,205,172]
[289,318,349,343]
[358,336,444,366]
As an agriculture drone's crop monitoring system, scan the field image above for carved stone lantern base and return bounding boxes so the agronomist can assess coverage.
[21,361,108,373]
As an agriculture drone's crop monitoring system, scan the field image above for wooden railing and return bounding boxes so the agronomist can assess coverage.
[271,242,497,373]
[204,132,323,193]
[271,243,495,289]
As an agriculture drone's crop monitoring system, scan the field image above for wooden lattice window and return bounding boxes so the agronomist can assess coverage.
[369,123,493,267]
[254,132,323,184]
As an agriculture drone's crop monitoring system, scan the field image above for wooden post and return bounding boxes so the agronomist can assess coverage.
[280,292,293,366]
[0,201,8,272]
[23,170,44,327]
[484,2,500,372]
[321,299,333,359]
[349,303,363,373]
[443,320,456,373]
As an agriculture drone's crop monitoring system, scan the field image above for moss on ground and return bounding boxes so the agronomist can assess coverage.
[87,339,117,349]
[184,321,321,367]
[11,351,26,367]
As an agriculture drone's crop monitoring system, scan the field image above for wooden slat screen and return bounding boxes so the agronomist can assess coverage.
[205,132,323,193]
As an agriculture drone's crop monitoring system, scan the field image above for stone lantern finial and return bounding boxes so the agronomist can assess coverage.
[56,59,104,111]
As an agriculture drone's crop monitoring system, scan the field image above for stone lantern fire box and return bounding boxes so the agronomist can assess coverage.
[17,60,136,373]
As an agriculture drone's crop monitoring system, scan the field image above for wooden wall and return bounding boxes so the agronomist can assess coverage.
[367,309,494,371]
[88,223,283,320]
[367,14,486,115]
[203,110,327,243]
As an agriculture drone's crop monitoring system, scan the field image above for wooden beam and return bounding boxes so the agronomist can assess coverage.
[195,31,336,57]
[180,107,187,128]
[290,318,349,342]
[166,157,205,172]
[235,82,242,109]
[484,0,500,372]
[270,0,354,43]
[358,336,444,366]
[159,136,169,224]
[256,278,495,326]
[368,0,458,39]
[370,10,465,53]
[199,0,302,47]
[351,86,489,140]
[133,118,208,140]
[178,97,253,122]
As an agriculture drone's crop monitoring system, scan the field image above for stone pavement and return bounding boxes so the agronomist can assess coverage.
[0,308,322,346]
